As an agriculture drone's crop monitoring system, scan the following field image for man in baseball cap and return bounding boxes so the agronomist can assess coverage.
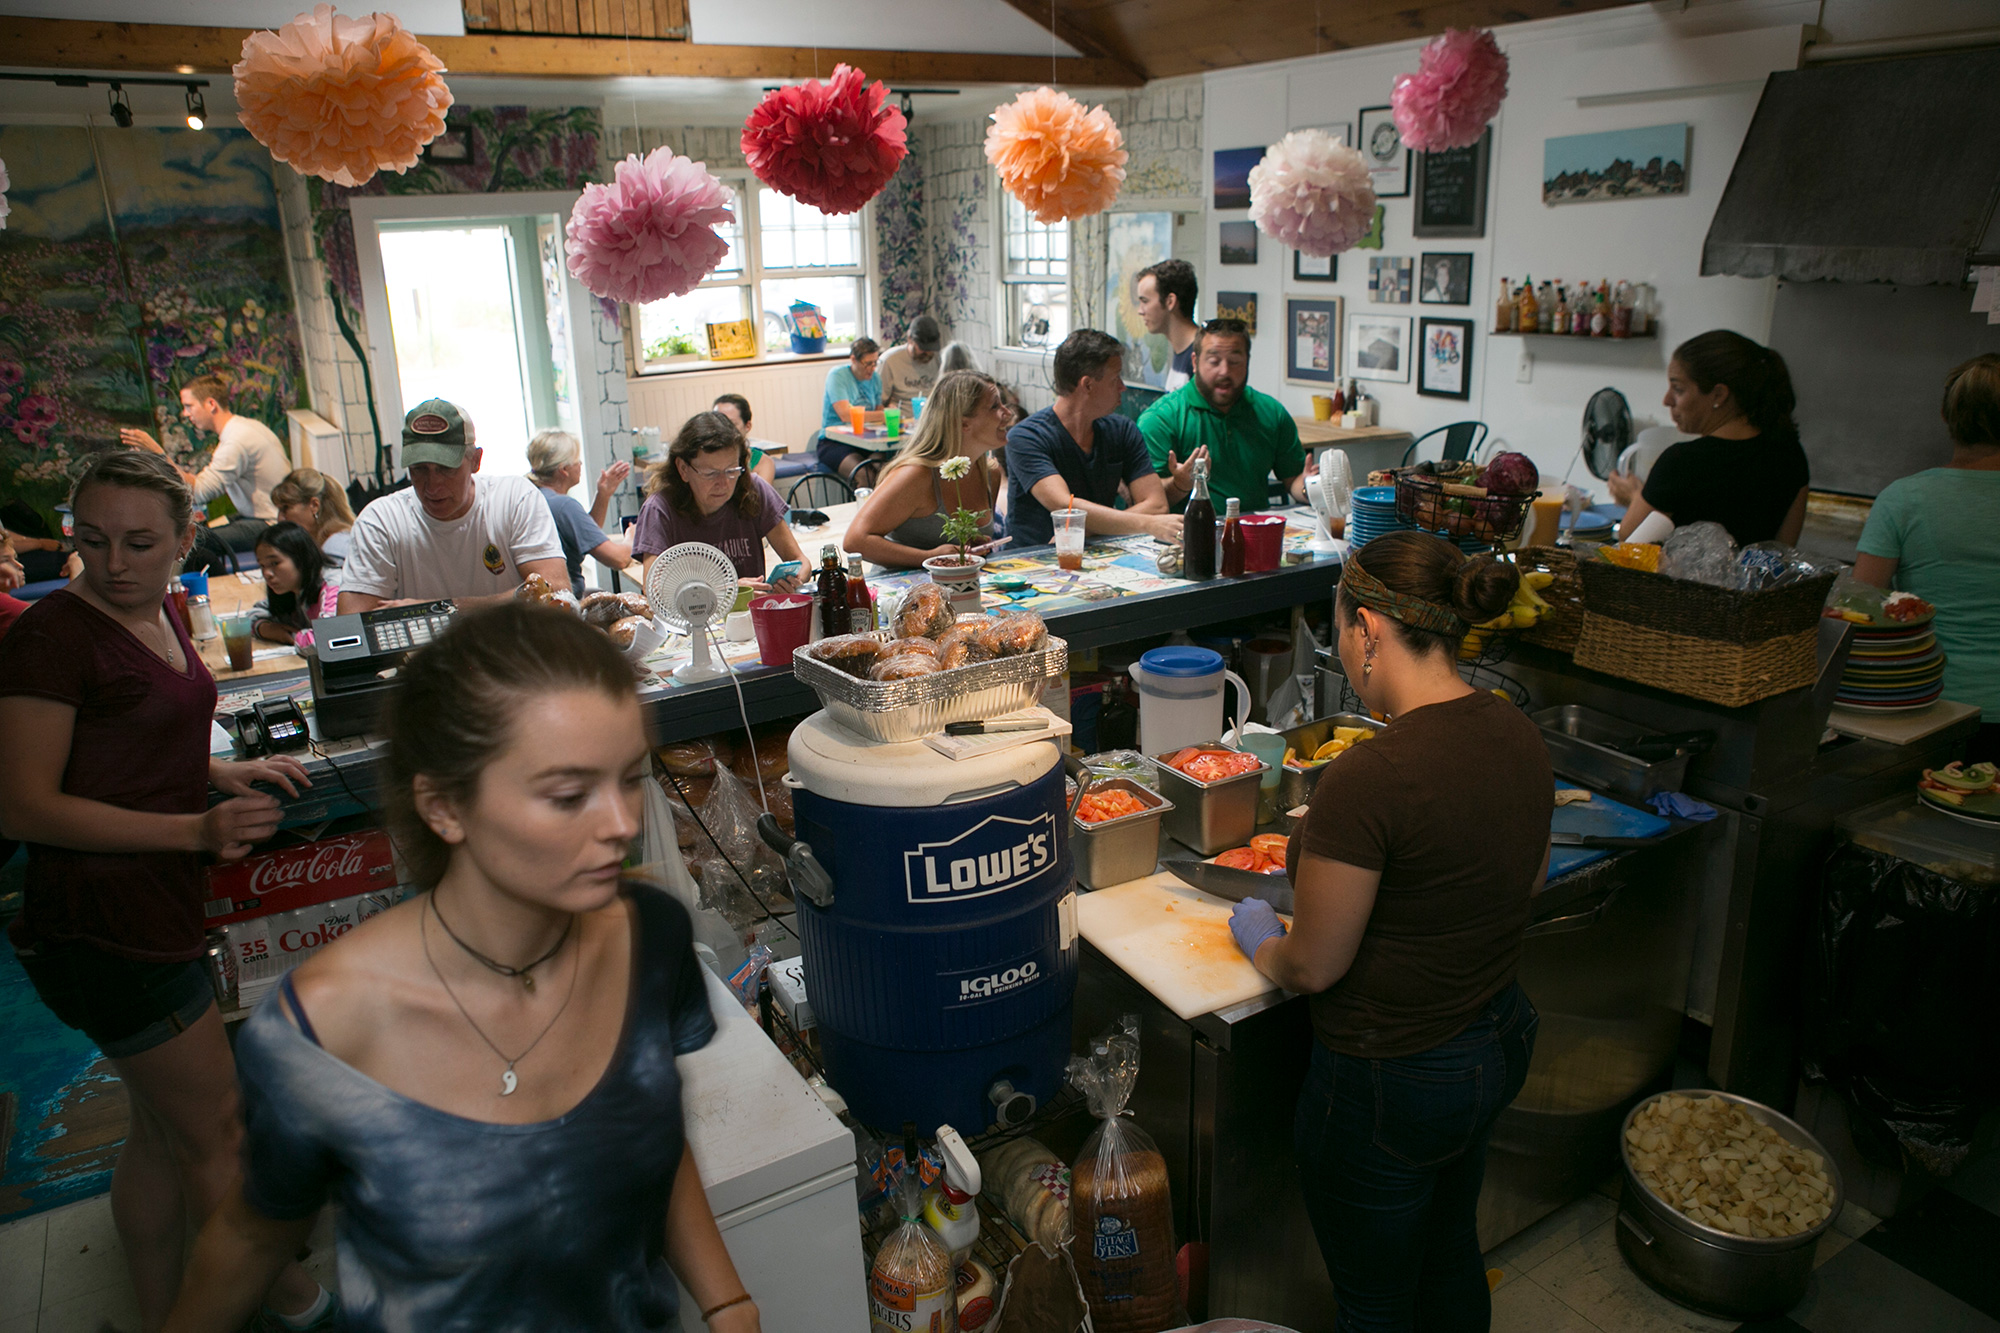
[337,399,571,612]
[878,313,944,411]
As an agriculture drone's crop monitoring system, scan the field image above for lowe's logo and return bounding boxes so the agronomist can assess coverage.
[959,961,1041,1003]
[904,812,1056,904]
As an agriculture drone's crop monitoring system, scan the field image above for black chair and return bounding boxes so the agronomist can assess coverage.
[1400,421,1490,468]
[786,471,857,510]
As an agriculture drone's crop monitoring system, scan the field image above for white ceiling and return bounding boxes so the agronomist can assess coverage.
[687,0,1078,57]
[0,1,467,35]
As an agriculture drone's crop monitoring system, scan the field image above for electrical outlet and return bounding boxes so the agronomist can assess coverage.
[1516,346,1534,383]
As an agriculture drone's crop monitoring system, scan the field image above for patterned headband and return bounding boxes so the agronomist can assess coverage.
[1340,557,1466,637]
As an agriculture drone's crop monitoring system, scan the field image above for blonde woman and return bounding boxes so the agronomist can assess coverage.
[842,371,1007,570]
[527,429,634,598]
[270,469,357,568]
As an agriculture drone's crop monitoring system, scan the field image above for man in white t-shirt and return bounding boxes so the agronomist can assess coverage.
[877,314,942,409]
[337,399,569,612]
[120,372,291,558]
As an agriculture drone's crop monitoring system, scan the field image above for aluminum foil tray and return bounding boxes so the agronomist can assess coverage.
[793,633,1069,743]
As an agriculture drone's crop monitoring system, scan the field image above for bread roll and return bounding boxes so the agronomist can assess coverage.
[608,615,645,648]
[979,1137,1072,1250]
[937,619,1002,670]
[805,633,884,677]
[892,581,956,640]
[991,611,1047,657]
[883,636,941,662]
[655,740,717,778]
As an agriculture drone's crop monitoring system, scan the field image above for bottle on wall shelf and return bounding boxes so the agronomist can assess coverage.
[1571,293,1592,336]
[1610,280,1634,338]
[1219,497,1245,579]
[1537,281,1557,332]
[1517,276,1539,335]
[1495,278,1515,332]
[1632,283,1654,335]
[1589,286,1609,337]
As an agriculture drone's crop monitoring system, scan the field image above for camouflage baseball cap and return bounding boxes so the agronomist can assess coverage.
[401,399,471,468]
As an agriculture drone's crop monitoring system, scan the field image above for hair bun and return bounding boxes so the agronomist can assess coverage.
[1451,554,1519,626]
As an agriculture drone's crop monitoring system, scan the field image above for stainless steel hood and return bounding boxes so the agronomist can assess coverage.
[1702,48,2000,285]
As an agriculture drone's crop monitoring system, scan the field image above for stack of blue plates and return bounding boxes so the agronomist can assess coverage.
[1347,486,1407,549]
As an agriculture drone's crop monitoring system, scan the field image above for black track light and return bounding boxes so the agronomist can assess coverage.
[185,85,205,131]
[108,83,133,128]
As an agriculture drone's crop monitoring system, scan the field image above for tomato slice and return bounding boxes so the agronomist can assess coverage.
[1250,834,1290,859]
[1213,847,1261,871]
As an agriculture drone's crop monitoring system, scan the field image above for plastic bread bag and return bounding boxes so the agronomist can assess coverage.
[991,1240,1091,1333]
[977,1137,1072,1251]
[870,1173,959,1333]
[698,763,790,904]
[1068,1015,1177,1333]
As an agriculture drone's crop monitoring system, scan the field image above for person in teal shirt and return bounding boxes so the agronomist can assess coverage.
[1138,319,1307,513]
[816,337,885,487]
[1854,353,2000,764]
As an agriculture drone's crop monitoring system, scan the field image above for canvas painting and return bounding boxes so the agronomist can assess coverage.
[1213,147,1265,210]
[1215,291,1259,338]
[1419,317,1474,400]
[1105,211,1176,386]
[1368,256,1412,304]
[1286,297,1343,386]
[1543,123,1689,204]
[1349,313,1411,383]
[1419,253,1473,305]
[1219,221,1259,265]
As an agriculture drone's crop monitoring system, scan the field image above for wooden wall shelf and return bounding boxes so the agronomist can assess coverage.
[1488,329,1658,340]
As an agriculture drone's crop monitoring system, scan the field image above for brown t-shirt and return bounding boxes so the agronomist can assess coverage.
[1286,690,1552,1058]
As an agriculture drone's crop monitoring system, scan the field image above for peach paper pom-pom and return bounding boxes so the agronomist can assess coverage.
[564,147,737,305]
[984,87,1127,224]
[742,64,908,215]
[233,5,453,188]
[1391,27,1509,152]
[1248,131,1377,257]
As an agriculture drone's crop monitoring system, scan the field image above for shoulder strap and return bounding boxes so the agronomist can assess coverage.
[278,972,323,1047]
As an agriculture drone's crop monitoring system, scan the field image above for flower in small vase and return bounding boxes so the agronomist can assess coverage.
[937,455,980,566]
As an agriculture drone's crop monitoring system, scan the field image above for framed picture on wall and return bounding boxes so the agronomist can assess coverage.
[1300,121,1354,148]
[1418,317,1475,400]
[1293,250,1338,282]
[1214,290,1259,337]
[1418,253,1473,305]
[1348,313,1411,383]
[1219,221,1259,265]
[1286,297,1344,386]
[1414,130,1491,238]
[1368,256,1412,303]
[1358,106,1409,197]
[1213,147,1264,209]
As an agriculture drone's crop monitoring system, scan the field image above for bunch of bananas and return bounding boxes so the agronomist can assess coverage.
[1459,571,1554,661]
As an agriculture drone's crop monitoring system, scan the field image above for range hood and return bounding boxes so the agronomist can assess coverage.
[1702,48,2000,285]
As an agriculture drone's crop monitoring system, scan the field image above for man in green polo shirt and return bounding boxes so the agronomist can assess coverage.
[1139,318,1306,512]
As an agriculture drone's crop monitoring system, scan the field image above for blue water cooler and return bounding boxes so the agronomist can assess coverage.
[783,713,1078,1133]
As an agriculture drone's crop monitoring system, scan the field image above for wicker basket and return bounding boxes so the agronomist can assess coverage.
[1393,468,1536,545]
[1519,546,1585,654]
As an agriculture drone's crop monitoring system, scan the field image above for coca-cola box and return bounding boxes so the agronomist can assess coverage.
[204,831,397,927]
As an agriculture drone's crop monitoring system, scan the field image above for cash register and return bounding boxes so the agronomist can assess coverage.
[307,601,456,738]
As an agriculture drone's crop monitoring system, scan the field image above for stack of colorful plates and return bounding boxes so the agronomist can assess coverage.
[1346,486,1408,549]
[1835,609,1945,711]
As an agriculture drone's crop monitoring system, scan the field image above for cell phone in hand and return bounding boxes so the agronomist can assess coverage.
[768,561,803,584]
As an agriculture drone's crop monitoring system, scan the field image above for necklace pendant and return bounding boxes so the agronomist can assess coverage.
[501,1067,518,1096]
[522,972,535,992]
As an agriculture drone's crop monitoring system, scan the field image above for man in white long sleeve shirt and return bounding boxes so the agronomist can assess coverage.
[120,372,290,564]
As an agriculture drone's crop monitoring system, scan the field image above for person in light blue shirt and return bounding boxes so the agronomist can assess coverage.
[816,337,885,487]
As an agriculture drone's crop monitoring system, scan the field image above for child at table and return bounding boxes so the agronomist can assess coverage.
[250,522,340,645]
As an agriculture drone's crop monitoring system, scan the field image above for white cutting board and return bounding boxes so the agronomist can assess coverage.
[1828,699,1981,747]
[1076,871,1286,1021]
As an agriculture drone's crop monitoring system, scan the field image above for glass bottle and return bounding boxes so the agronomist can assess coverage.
[1538,281,1557,332]
[169,575,192,635]
[1495,278,1515,332]
[1517,276,1539,336]
[845,554,875,632]
[1182,461,1216,580]
[1552,287,1569,335]
[816,544,850,638]
[1220,497,1245,578]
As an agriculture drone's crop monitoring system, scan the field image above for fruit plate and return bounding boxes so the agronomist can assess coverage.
[1917,787,2000,824]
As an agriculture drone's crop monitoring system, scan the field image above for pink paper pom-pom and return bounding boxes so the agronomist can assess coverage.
[233,4,453,187]
[742,64,908,215]
[1391,27,1509,152]
[0,157,10,231]
[985,87,1127,224]
[1248,130,1377,257]
[564,148,737,305]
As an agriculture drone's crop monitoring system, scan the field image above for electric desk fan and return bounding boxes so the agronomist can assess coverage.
[1304,447,1353,555]
[643,542,737,683]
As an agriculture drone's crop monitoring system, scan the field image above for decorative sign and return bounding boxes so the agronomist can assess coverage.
[1414,130,1491,238]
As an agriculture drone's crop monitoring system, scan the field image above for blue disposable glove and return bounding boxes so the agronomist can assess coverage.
[1229,897,1287,963]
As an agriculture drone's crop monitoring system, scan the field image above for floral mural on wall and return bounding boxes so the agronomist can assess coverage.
[874,134,927,343]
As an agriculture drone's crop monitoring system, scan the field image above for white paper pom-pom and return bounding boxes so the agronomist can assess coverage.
[1248,130,1377,257]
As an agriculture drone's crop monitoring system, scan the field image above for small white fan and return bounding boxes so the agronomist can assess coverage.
[1304,447,1353,555]
[644,542,738,683]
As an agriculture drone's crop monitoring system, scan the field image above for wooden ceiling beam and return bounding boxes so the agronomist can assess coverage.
[991,0,1150,84]
[0,16,1147,87]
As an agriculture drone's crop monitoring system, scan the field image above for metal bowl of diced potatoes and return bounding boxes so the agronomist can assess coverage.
[1615,1089,1844,1319]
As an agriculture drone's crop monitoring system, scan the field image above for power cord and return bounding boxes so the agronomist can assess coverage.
[661,765,800,945]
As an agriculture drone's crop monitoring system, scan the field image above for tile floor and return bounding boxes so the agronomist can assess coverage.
[1,1157,1994,1331]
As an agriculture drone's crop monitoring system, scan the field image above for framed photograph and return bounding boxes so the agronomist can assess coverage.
[1543,123,1689,204]
[1358,106,1409,197]
[1213,147,1264,210]
[1214,290,1259,338]
[1418,317,1474,400]
[1219,221,1259,265]
[1348,313,1411,383]
[1418,252,1473,305]
[1293,249,1338,282]
[1414,130,1491,238]
[1286,297,1344,386]
[1368,256,1412,304]
[1301,121,1353,148]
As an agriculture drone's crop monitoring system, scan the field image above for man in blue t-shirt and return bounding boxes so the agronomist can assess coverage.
[1006,329,1183,548]
[815,337,885,487]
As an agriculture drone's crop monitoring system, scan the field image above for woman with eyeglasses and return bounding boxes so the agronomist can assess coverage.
[843,370,1009,570]
[633,411,805,592]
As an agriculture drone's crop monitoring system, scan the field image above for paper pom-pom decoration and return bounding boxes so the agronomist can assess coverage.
[742,64,907,216]
[984,87,1127,224]
[0,157,9,231]
[233,5,452,187]
[1391,27,1509,152]
[1248,131,1377,257]
[565,147,736,305]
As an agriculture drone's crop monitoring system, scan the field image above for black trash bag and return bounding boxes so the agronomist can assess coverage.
[1801,843,2000,1177]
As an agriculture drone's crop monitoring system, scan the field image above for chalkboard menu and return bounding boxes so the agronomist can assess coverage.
[1414,130,1490,238]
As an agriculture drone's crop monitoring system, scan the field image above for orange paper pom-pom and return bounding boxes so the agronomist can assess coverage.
[984,87,1126,224]
[234,5,453,188]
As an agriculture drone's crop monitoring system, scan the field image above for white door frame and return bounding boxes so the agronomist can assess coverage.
[349,191,606,478]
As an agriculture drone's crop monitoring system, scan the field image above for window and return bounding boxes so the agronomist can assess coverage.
[634,182,870,371]
[1000,192,1070,349]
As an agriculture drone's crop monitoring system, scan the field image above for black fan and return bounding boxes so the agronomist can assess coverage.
[1582,387,1632,480]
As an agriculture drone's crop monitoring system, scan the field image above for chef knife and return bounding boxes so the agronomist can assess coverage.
[1549,831,1666,849]
[1165,860,1295,914]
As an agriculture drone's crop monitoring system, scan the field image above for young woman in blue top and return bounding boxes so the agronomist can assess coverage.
[165,604,758,1333]
[815,336,886,487]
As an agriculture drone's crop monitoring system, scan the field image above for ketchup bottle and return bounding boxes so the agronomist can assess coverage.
[1220,497,1245,578]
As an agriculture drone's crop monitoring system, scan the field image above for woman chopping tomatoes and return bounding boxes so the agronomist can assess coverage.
[1228,530,1552,1333]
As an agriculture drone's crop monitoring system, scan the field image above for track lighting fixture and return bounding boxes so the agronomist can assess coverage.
[185,86,205,130]
[108,82,133,128]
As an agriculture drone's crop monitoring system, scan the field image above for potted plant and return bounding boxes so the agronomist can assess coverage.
[646,330,703,366]
[922,455,986,614]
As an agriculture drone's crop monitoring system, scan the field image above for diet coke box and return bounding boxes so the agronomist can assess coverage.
[226,889,400,1007]
[204,831,396,927]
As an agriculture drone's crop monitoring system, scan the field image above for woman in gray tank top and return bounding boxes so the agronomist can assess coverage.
[843,370,1007,569]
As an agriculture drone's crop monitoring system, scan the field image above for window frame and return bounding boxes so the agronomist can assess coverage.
[995,182,1070,351]
[628,174,876,376]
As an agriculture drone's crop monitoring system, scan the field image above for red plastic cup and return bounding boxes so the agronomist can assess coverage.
[1240,514,1286,572]
[750,594,813,667]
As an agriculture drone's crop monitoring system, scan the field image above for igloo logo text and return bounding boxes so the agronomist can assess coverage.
[903,811,1056,903]
[958,961,1041,1003]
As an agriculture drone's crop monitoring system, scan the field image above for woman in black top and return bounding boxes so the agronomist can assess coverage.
[1611,331,1810,546]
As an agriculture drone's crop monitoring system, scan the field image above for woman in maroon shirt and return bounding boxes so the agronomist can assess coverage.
[0,451,329,1332]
